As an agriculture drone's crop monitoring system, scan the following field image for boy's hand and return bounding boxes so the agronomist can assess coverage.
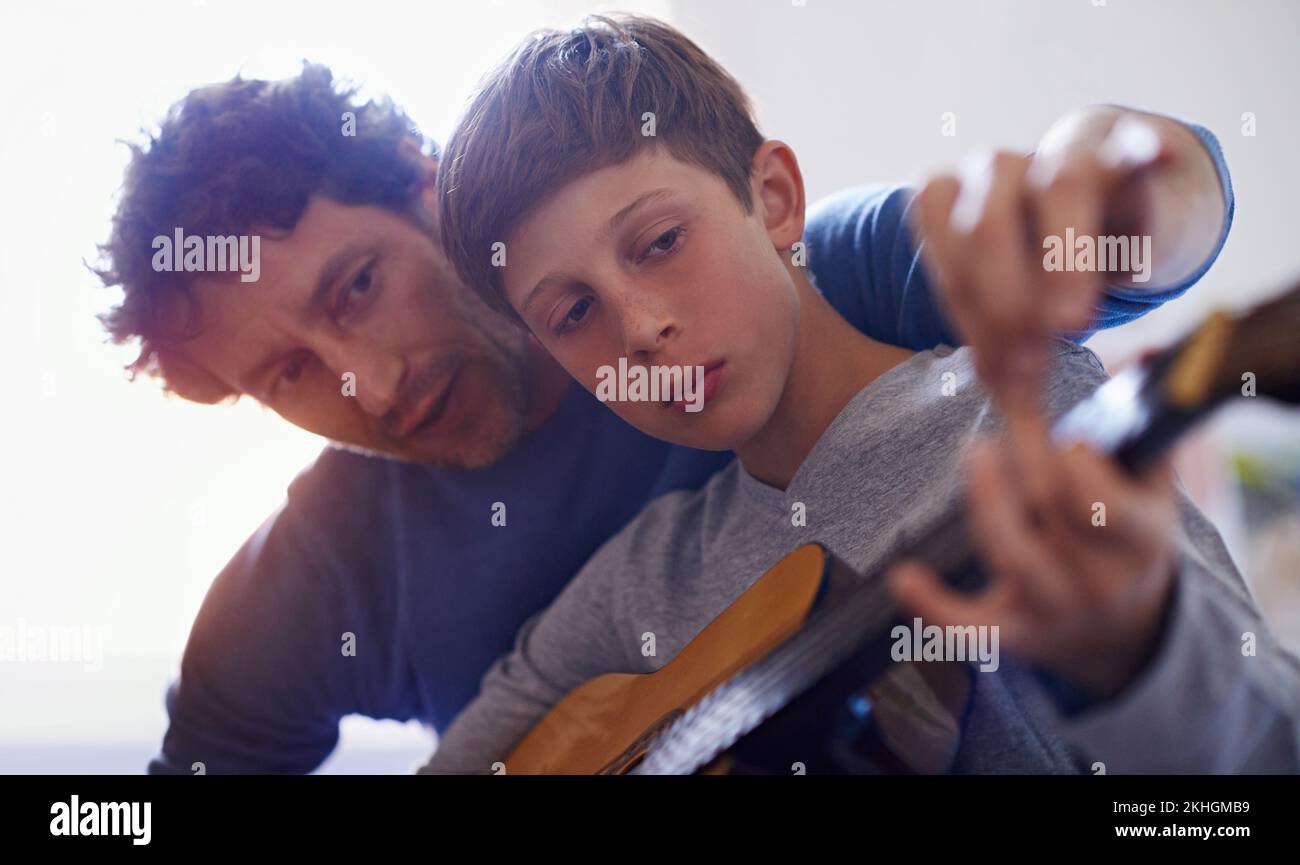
[886,414,1180,700]
[908,107,1223,418]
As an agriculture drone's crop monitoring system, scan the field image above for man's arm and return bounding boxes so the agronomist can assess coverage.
[420,524,638,774]
[151,510,340,773]
[805,109,1234,352]
[150,450,414,774]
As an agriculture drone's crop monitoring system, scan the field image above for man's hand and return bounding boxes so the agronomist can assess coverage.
[908,106,1225,417]
[887,414,1180,700]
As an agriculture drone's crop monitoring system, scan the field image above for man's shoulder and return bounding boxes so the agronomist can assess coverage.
[804,183,913,271]
[805,182,912,238]
[285,445,396,508]
[198,446,403,619]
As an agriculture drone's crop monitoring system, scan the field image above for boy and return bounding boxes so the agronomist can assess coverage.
[423,15,1299,773]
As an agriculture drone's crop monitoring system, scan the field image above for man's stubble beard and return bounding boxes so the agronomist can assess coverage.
[331,269,535,471]
[430,296,534,471]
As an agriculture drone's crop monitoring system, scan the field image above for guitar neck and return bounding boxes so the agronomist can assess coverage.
[910,339,1233,595]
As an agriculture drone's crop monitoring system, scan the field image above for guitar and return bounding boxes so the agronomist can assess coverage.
[506,282,1300,774]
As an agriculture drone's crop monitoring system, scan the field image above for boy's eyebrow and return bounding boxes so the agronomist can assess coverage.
[519,188,679,314]
[520,272,571,317]
[607,187,677,234]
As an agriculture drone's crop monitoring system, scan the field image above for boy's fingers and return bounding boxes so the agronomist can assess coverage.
[888,560,1002,628]
[957,156,1049,407]
[966,439,1073,611]
[949,152,1040,343]
[1059,445,1176,543]
[1026,149,1107,331]
[1097,115,1170,179]
[1003,411,1061,518]
[888,561,1029,657]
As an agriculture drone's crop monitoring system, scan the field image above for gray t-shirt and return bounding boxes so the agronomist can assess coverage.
[424,341,1300,774]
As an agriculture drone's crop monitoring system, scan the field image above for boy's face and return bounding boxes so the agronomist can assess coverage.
[172,168,537,469]
[503,148,801,451]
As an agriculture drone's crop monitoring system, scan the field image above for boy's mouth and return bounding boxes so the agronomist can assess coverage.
[662,360,726,412]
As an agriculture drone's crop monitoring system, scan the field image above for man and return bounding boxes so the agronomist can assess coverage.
[94,53,1232,771]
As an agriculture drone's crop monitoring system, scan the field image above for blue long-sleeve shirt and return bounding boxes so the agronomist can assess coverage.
[149,124,1234,773]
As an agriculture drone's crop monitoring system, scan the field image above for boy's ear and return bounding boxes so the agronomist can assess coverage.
[751,140,805,252]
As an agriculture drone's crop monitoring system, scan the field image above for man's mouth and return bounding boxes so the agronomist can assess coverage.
[397,368,462,439]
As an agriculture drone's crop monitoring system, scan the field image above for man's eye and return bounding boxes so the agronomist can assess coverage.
[277,356,307,387]
[555,296,594,335]
[641,226,684,262]
[338,264,375,317]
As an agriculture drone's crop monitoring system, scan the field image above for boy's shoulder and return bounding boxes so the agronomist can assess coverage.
[924,338,1108,403]
[577,460,745,586]
[809,338,1109,477]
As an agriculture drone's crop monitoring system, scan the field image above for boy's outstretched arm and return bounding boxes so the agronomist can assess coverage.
[906,106,1230,414]
[805,107,1233,363]
[887,407,1300,772]
[896,140,1300,770]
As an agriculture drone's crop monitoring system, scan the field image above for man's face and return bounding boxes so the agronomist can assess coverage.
[503,148,801,451]
[175,179,535,469]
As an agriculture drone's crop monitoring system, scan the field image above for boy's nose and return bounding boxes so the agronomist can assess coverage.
[621,306,679,360]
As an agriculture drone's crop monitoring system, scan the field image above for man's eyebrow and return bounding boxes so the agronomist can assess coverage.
[235,242,368,393]
[518,188,679,315]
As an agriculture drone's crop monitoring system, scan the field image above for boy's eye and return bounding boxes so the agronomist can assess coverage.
[640,226,684,262]
[555,296,594,335]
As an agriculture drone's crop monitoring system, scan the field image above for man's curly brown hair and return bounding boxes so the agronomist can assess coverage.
[93,62,431,402]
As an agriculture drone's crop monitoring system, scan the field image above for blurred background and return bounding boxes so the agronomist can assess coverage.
[2,0,1297,773]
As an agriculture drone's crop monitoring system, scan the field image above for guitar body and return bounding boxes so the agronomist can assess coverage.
[506,544,832,773]
[508,542,973,774]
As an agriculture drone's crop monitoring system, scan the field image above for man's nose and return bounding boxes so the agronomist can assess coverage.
[320,340,407,418]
